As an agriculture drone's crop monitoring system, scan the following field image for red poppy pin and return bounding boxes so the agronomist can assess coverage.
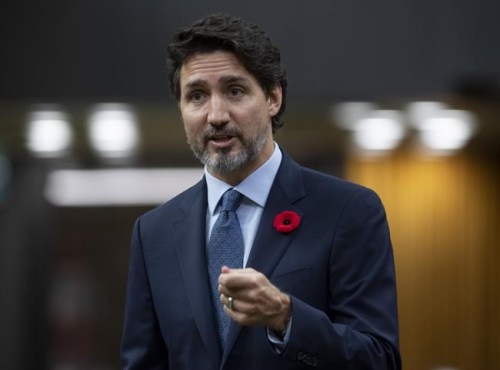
[273,211,301,233]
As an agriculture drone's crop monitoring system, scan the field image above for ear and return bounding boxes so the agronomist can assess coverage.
[267,84,282,118]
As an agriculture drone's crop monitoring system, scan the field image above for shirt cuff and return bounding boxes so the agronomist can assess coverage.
[266,316,292,353]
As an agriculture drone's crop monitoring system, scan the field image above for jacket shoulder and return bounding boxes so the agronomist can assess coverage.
[298,165,384,210]
[138,177,205,226]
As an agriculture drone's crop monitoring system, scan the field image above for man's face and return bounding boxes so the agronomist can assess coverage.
[179,50,282,183]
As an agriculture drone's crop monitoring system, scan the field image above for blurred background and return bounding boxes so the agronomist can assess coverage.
[1,1,499,369]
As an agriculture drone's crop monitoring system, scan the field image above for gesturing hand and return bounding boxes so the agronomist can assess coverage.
[218,266,291,332]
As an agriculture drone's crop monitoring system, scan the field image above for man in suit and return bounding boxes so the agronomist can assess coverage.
[121,14,401,369]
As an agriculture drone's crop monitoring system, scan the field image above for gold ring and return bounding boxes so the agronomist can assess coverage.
[227,296,234,310]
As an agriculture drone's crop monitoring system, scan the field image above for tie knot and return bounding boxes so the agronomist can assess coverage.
[220,189,243,212]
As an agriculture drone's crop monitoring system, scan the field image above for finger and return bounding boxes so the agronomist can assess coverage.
[219,267,256,279]
[219,272,274,304]
[220,293,238,310]
[218,281,236,297]
[219,294,233,309]
[220,294,239,311]
[223,304,238,320]
[220,294,255,315]
[223,302,266,327]
[218,268,261,289]
[220,294,256,324]
[218,282,243,298]
[223,303,253,325]
[220,266,255,275]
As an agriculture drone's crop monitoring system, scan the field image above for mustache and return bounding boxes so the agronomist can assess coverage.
[203,126,241,141]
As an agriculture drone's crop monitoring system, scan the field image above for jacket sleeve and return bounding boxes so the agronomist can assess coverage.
[282,188,402,369]
[120,218,169,370]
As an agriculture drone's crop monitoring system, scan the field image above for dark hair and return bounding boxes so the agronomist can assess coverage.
[167,14,287,133]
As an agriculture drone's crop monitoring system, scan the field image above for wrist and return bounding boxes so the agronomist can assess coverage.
[272,293,292,333]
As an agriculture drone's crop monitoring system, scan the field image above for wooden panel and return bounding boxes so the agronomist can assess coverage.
[345,149,500,370]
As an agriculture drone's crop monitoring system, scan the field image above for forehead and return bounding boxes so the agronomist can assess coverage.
[180,51,256,87]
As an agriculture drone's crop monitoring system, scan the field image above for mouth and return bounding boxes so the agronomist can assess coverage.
[207,132,239,149]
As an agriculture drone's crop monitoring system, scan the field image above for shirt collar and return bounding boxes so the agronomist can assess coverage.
[206,143,282,215]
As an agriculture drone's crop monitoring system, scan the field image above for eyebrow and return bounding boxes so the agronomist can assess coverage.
[219,75,248,85]
[183,75,249,90]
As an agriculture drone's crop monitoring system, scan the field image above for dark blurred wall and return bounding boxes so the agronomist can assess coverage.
[0,161,52,370]
[1,0,499,101]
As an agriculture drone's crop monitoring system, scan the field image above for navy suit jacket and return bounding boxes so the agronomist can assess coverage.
[121,151,401,369]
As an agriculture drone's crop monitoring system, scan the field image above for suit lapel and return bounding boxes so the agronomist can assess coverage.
[249,151,306,275]
[173,179,223,364]
[246,190,304,274]
[222,152,306,365]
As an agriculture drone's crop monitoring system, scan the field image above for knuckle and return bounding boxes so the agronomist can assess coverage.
[251,272,265,286]
[240,314,253,326]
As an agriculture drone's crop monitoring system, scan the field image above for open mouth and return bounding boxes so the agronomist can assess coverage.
[208,135,237,149]
[211,135,233,142]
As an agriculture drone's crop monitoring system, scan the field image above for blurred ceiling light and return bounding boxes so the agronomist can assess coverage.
[26,109,72,157]
[88,103,139,158]
[352,110,405,152]
[333,101,478,156]
[417,110,477,152]
[406,101,448,128]
[332,102,377,129]
[44,168,204,206]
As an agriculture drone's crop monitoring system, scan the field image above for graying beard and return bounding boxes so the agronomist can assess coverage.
[201,148,252,173]
[188,125,270,174]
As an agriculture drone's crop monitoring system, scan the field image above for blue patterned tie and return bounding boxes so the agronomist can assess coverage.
[207,189,244,346]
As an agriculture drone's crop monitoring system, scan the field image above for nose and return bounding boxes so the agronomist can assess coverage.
[207,94,230,127]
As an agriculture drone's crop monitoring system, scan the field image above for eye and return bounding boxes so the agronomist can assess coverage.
[227,86,244,98]
[188,91,206,103]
